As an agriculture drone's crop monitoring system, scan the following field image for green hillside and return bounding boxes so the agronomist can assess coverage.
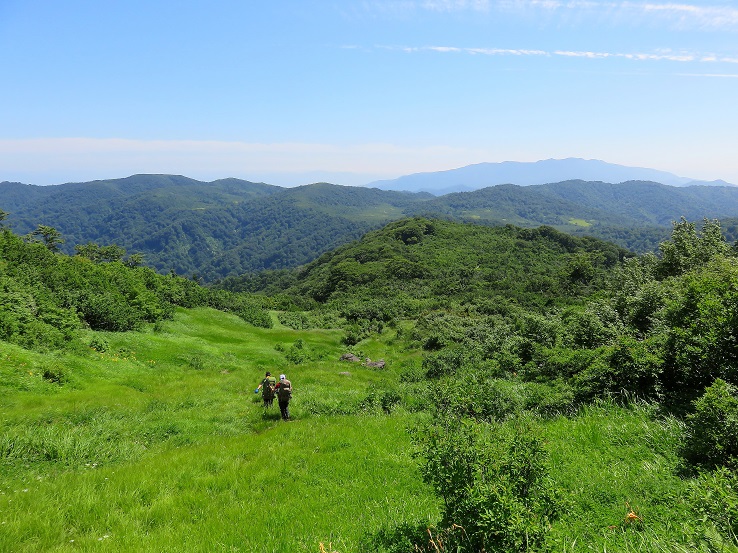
[0,308,438,552]
[6,175,738,281]
[4,217,738,551]
[273,218,628,307]
[1,177,429,281]
[406,183,637,228]
[537,180,738,225]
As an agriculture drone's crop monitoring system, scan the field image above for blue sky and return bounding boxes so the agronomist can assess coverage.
[1,0,737,186]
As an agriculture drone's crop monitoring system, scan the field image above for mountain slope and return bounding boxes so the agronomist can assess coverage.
[0,176,431,280]
[405,183,639,228]
[407,180,738,228]
[536,180,738,225]
[6,174,738,281]
[274,218,629,310]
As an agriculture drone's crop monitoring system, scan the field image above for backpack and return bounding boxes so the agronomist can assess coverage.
[277,380,292,401]
[262,377,276,399]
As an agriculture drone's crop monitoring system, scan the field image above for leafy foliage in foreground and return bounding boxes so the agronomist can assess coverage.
[682,379,738,470]
[415,417,562,552]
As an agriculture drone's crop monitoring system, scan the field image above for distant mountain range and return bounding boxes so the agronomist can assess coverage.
[4,168,738,281]
[366,158,735,194]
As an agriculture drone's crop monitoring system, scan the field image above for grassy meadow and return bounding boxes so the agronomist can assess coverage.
[0,305,731,552]
[0,308,437,552]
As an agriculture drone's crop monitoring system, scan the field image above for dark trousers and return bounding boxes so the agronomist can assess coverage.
[263,397,274,407]
[278,400,290,420]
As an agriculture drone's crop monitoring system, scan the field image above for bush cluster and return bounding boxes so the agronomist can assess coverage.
[413,417,563,552]
[682,379,738,469]
[0,228,272,350]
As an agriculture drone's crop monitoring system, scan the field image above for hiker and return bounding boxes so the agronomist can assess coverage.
[255,371,277,407]
[274,373,292,420]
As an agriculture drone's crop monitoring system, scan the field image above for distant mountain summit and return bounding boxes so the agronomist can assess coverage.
[365,158,734,194]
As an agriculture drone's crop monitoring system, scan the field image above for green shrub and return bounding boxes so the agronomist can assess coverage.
[41,362,69,385]
[422,347,473,379]
[78,293,144,331]
[380,389,402,414]
[682,379,738,469]
[277,311,312,329]
[359,521,432,553]
[425,375,573,422]
[520,380,576,417]
[186,355,207,371]
[660,258,738,403]
[415,416,563,552]
[17,319,69,351]
[89,336,109,352]
[340,300,396,323]
[282,339,314,364]
[233,303,272,328]
[391,218,435,245]
[525,346,600,381]
[342,324,363,346]
[518,312,562,348]
[341,319,383,345]
[464,379,524,422]
[563,302,622,349]
[411,311,480,350]
[572,336,663,402]
[398,361,425,383]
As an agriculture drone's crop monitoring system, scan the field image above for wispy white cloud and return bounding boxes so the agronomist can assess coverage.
[419,0,491,12]
[374,0,738,29]
[677,72,738,78]
[395,45,549,55]
[387,44,738,63]
[554,49,699,61]
[636,2,738,30]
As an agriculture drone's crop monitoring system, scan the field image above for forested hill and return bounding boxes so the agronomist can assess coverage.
[218,218,630,311]
[536,180,738,225]
[1,177,427,280]
[409,180,738,227]
[6,174,738,280]
[0,174,281,212]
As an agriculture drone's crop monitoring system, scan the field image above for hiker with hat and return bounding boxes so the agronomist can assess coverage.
[274,374,292,420]
[255,371,277,408]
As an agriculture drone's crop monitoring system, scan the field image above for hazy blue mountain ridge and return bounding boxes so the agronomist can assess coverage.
[366,158,735,194]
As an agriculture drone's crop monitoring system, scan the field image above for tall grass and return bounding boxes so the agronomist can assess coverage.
[0,416,437,552]
[543,399,694,551]
[0,308,437,552]
[1,308,731,551]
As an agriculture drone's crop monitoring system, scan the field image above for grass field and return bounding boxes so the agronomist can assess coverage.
[0,307,727,552]
[0,308,437,552]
